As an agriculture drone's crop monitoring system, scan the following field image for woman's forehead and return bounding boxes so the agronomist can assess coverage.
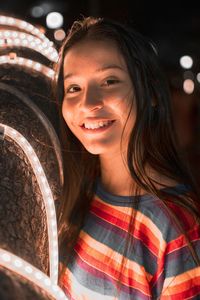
[63,39,127,74]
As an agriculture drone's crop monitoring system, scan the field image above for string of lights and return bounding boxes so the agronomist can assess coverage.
[0,15,50,42]
[0,54,55,78]
[0,248,67,300]
[0,123,59,285]
[0,29,58,62]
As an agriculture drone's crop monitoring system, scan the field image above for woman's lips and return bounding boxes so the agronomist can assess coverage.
[80,120,115,133]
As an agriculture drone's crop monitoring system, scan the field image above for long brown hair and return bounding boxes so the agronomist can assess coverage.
[53,16,200,277]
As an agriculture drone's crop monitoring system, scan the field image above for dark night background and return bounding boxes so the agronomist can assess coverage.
[0,1,200,65]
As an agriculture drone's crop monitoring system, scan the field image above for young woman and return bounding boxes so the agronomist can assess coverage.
[54,16,200,299]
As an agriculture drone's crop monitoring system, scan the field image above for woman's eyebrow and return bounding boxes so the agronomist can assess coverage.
[64,64,126,80]
[95,64,126,72]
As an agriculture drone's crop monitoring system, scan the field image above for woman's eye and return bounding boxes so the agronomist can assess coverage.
[66,85,81,93]
[103,79,120,86]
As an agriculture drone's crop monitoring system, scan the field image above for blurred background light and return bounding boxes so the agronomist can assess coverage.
[196,73,200,83]
[30,6,45,18]
[183,79,194,94]
[46,12,63,29]
[54,28,65,41]
[180,55,193,69]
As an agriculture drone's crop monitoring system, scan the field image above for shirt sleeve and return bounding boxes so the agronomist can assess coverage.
[150,222,200,299]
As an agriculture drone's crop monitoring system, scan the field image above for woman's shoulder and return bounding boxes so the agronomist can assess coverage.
[140,183,199,242]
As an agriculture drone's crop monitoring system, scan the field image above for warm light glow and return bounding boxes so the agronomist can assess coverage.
[0,249,68,300]
[183,79,194,94]
[31,6,45,18]
[0,29,58,62]
[0,55,55,78]
[54,29,66,41]
[46,12,64,29]
[0,15,47,41]
[196,73,200,83]
[0,124,58,284]
[180,55,193,69]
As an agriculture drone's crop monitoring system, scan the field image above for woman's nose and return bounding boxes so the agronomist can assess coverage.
[79,85,103,112]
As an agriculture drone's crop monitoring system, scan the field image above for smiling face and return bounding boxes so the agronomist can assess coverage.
[62,39,135,156]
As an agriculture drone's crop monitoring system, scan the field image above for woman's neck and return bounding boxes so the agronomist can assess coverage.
[99,152,179,196]
[99,152,136,196]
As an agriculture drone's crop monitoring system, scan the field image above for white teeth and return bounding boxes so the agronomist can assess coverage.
[84,120,112,129]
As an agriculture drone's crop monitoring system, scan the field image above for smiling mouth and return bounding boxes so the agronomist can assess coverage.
[80,120,115,131]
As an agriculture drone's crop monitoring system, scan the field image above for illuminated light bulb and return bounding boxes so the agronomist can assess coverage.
[0,55,55,78]
[52,285,59,292]
[46,12,64,29]
[35,271,43,280]
[36,166,43,174]
[180,55,193,69]
[22,39,28,46]
[0,16,6,23]
[54,29,66,41]
[35,38,41,45]
[33,28,40,35]
[25,266,33,274]
[0,249,68,300]
[183,79,194,94]
[14,38,20,45]
[44,278,51,286]
[44,49,49,55]
[50,209,55,216]
[14,259,22,268]
[48,47,54,54]
[52,220,57,227]
[30,41,36,48]
[48,69,55,77]
[0,124,59,285]
[41,176,46,183]
[27,59,33,66]
[18,57,24,64]
[4,31,11,37]
[27,24,34,31]
[196,73,200,83]
[0,29,58,62]
[0,15,57,51]
[6,38,12,45]
[53,240,57,246]
[27,35,34,42]
[19,32,26,39]
[26,145,33,153]
[12,31,18,38]
[2,253,11,262]
[31,6,44,18]
[7,17,15,25]
[20,21,27,29]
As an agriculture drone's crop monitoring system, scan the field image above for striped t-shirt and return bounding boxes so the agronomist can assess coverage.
[60,182,200,299]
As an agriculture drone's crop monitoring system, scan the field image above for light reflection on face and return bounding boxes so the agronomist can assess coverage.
[62,39,135,156]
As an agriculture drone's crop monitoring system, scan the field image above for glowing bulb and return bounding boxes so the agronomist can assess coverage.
[196,73,200,83]
[31,6,44,18]
[180,55,193,69]
[54,29,66,41]
[0,30,59,62]
[0,55,55,78]
[46,12,63,29]
[0,249,68,300]
[0,124,58,284]
[183,79,194,94]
